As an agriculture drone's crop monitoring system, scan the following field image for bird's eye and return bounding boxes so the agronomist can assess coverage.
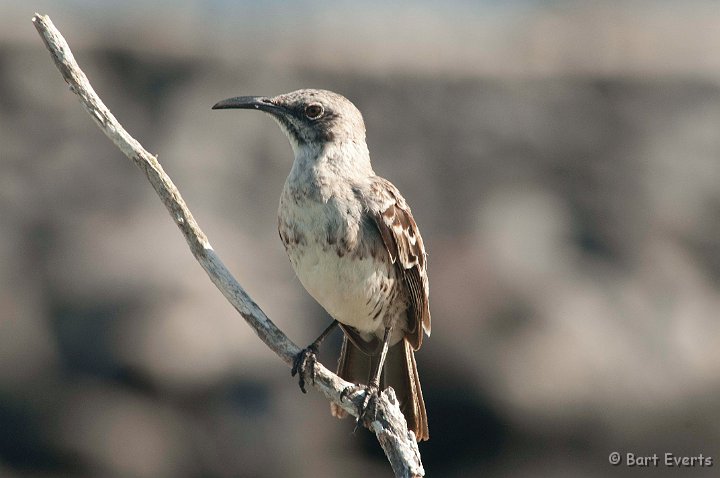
[304,103,324,120]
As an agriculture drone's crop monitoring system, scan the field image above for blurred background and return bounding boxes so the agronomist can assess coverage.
[2,0,720,476]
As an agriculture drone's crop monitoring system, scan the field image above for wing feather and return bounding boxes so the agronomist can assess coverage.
[370,179,430,350]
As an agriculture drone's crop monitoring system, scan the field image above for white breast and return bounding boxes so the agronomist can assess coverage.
[278,142,409,341]
[294,246,394,333]
[280,197,398,338]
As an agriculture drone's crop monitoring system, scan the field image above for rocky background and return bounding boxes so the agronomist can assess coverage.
[2,1,720,477]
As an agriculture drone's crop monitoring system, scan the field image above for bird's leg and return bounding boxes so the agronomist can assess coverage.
[354,325,392,427]
[292,319,339,393]
[369,327,392,388]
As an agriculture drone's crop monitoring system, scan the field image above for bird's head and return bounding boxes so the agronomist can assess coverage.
[213,89,366,155]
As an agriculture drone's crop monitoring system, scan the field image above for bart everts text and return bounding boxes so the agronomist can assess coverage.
[608,452,713,468]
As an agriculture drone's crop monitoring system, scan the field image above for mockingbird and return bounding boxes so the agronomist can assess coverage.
[213,89,430,441]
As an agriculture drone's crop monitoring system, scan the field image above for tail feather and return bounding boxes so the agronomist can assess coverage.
[332,336,429,441]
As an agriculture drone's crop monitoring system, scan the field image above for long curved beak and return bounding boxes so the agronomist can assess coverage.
[212,96,282,113]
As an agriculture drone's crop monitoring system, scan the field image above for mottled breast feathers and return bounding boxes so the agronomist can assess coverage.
[370,178,431,350]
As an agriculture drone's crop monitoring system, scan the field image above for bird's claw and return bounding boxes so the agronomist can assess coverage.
[291,344,319,393]
[340,383,380,431]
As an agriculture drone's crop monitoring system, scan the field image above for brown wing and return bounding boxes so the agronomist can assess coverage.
[371,180,431,350]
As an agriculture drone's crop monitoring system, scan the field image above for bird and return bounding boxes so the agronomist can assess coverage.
[212,89,430,441]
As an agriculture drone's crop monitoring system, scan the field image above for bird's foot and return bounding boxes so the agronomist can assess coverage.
[340,383,380,431]
[291,344,319,393]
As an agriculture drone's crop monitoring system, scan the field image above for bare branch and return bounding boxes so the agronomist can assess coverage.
[32,13,424,478]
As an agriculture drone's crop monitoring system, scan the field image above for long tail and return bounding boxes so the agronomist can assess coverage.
[331,336,429,441]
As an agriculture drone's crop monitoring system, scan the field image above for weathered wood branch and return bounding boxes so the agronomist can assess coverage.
[32,13,424,478]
